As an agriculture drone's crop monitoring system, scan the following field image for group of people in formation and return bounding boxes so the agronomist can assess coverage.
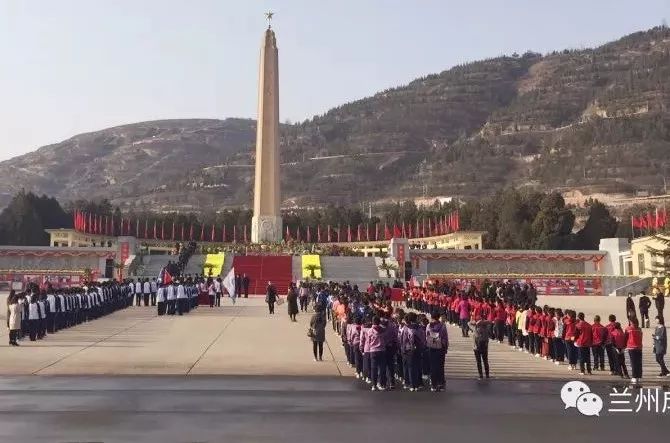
[406,280,668,384]
[292,279,668,391]
[5,281,134,346]
[295,280,450,391]
[128,277,200,316]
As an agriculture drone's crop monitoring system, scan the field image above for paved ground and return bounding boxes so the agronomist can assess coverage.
[0,376,665,442]
[0,299,347,376]
[1,294,669,381]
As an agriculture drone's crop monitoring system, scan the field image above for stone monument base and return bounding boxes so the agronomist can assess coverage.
[251,215,283,243]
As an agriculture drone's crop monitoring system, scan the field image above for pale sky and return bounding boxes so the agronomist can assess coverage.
[0,0,668,161]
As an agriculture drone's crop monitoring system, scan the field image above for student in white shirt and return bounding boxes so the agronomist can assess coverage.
[176,282,187,315]
[166,283,176,315]
[143,279,151,307]
[150,278,158,307]
[28,295,41,341]
[156,284,167,316]
[214,278,222,307]
[134,280,142,307]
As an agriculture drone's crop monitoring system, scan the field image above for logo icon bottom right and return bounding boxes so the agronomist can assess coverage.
[560,381,603,416]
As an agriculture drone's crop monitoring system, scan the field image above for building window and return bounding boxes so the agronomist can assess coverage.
[638,254,646,275]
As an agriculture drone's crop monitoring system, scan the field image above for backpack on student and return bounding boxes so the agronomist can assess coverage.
[402,328,418,354]
[427,328,443,350]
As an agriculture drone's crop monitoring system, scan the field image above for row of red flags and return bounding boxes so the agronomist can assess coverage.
[72,210,460,243]
[632,208,668,231]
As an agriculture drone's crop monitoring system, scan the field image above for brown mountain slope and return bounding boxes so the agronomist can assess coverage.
[2,27,670,211]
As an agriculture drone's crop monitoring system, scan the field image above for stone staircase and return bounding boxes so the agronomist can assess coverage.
[318,256,383,288]
[135,255,174,280]
[184,254,206,276]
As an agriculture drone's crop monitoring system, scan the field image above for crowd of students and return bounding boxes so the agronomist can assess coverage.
[298,279,669,392]
[405,280,669,384]
[5,281,134,346]
[127,277,201,316]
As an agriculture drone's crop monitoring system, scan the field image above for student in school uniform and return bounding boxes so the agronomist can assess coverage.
[215,278,222,307]
[611,322,629,378]
[156,284,167,316]
[564,311,578,371]
[625,318,643,383]
[425,312,449,392]
[575,312,593,375]
[605,315,618,375]
[591,315,607,371]
[143,278,151,307]
[400,312,425,392]
[176,281,187,315]
[367,316,387,391]
[134,279,142,307]
[166,282,176,315]
[150,278,158,307]
[27,295,41,341]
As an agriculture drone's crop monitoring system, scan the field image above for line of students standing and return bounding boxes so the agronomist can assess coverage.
[408,286,669,384]
[6,282,134,346]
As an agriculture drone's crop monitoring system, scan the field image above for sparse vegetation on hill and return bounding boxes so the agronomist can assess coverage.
[2,27,670,210]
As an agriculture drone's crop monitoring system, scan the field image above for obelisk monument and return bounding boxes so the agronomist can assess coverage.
[251,12,283,243]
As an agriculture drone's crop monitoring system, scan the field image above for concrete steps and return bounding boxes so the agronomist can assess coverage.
[318,256,380,288]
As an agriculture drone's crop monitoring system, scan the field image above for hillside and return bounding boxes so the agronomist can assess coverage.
[2,27,670,211]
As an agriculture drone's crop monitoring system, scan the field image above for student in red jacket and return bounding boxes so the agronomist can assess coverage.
[610,322,629,378]
[564,311,578,370]
[575,312,593,375]
[591,315,607,371]
[625,317,643,383]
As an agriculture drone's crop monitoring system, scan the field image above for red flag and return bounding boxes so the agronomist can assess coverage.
[307,226,312,243]
[655,208,660,230]
[384,223,391,240]
[243,225,248,243]
[401,221,406,238]
[647,212,654,231]
[393,224,402,238]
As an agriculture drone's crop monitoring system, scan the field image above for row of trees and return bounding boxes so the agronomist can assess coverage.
[0,189,620,250]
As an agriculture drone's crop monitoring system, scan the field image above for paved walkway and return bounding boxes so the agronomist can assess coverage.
[0,299,348,376]
[0,294,667,381]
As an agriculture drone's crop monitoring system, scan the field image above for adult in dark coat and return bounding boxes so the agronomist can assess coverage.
[265,282,277,314]
[242,274,250,298]
[639,292,652,328]
[655,292,665,320]
[309,307,327,361]
[652,316,669,376]
[287,284,299,322]
[626,293,637,323]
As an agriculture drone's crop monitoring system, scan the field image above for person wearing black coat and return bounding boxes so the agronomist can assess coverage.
[287,284,299,322]
[265,282,277,314]
[626,293,637,323]
[655,292,665,320]
[639,292,652,328]
[652,316,669,377]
